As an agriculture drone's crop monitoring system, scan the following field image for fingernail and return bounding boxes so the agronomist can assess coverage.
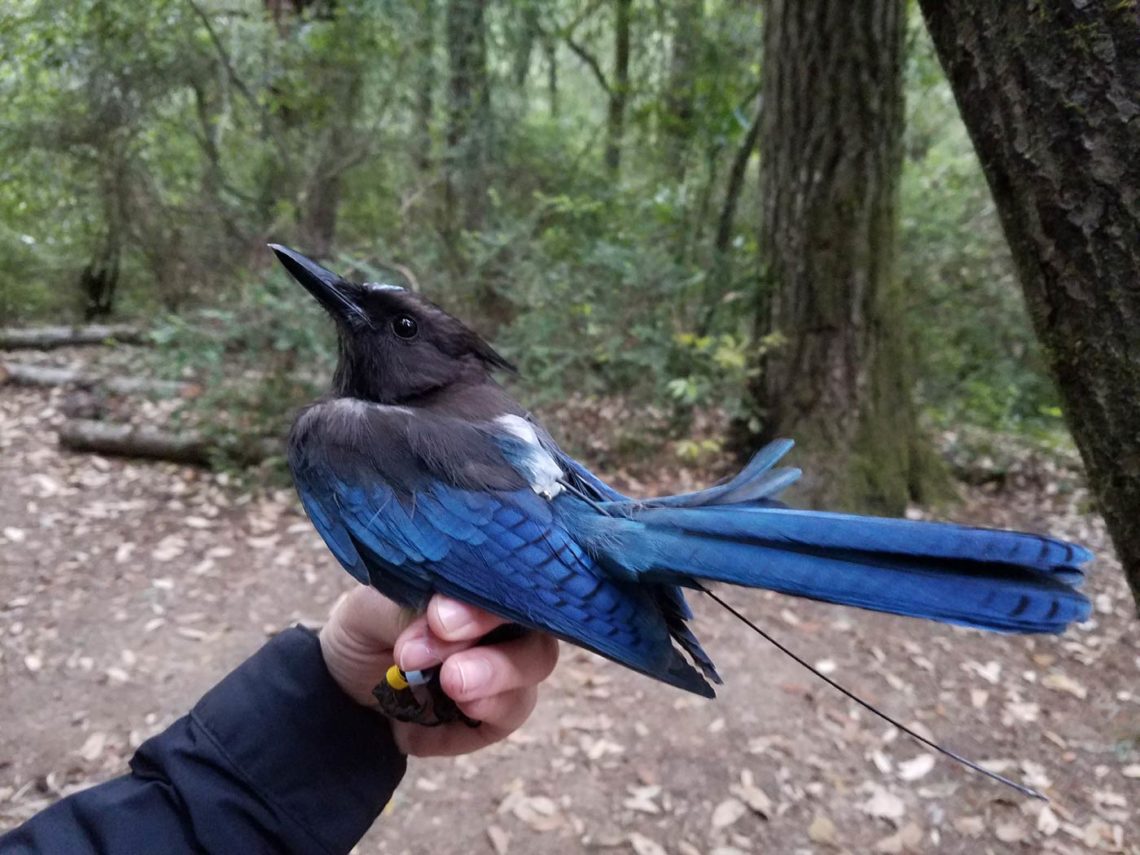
[456,657,493,696]
[398,639,438,672]
[434,599,473,636]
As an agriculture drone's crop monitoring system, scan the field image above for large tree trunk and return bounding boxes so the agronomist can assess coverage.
[747,0,926,514]
[603,0,631,176]
[919,2,1140,609]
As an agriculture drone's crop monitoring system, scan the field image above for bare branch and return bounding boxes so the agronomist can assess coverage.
[183,0,259,110]
[565,37,611,95]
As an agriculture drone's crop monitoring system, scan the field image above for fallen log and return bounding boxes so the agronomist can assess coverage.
[0,361,191,397]
[58,419,279,466]
[0,324,145,350]
[58,420,210,465]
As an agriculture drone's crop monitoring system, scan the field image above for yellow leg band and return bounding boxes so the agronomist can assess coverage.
[385,665,409,691]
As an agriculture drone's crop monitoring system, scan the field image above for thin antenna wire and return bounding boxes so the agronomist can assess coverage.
[700,586,1046,801]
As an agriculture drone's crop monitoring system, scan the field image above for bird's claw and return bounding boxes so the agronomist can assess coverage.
[372,664,481,728]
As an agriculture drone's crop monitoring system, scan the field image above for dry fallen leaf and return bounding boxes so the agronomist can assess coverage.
[874,822,923,853]
[1042,672,1088,699]
[628,832,667,855]
[77,732,107,762]
[730,770,773,818]
[1037,805,1059,836]
[711,797,747,830]
[486,824,510,855]
[995,822,1027,843]
[861,786,906,822]
[808,814,838,847]
[897,754,935,782]
[623,785,662,815]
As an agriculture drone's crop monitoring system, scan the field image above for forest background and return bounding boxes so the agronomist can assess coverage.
[1,0,1136,601]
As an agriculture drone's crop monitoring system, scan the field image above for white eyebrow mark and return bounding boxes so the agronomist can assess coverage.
[364,282,405,292]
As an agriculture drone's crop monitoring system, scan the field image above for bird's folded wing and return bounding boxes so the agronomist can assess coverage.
[289,401,713,695]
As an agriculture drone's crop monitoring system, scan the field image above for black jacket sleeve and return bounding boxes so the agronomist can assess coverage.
[0,627,407,855]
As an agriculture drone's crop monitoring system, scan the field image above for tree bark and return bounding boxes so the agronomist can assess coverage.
[746,0,926,513]
[919,1,1140,609]
[604,0,632,176]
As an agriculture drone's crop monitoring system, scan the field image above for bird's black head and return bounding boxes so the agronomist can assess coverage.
[270,244,514,404]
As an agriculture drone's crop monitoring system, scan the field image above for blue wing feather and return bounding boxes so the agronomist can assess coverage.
[294,447,714,696]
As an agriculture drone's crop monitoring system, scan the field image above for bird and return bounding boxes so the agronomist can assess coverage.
[270,244,1092,741]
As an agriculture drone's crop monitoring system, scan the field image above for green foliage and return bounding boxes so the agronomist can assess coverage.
[151,267,335,472]
[901,20,1063,436]
[0,0,1065,471]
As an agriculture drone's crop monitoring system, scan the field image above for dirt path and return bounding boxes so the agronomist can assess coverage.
[1,374,1136,854]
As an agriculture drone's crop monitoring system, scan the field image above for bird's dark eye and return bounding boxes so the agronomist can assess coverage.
[391,315,418,339]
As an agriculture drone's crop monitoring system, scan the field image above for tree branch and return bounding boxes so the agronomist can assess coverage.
[183,0,259,110]
[565,37,611,95]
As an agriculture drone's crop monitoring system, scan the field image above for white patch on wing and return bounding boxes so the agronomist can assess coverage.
[364,281,405,292]
[495,415,564,498]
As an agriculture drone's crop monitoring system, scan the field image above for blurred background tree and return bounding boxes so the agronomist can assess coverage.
[0,1,1097,526]
[738,0,924,514]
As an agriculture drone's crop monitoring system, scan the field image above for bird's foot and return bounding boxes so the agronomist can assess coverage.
[373,665,481,728]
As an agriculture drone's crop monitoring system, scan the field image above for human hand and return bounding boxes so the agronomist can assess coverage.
[319,586,559,757]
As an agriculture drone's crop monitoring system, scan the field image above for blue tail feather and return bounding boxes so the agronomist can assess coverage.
[650,439,800,508]
[634,506,1090,579]
[580,500,1092,635]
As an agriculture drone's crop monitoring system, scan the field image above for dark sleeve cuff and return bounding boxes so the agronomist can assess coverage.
[136,625,407,854]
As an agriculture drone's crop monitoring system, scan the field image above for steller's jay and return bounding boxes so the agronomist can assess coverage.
[270,245,1091,748]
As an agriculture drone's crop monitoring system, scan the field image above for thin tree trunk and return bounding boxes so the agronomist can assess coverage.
[604,0,631,176]
[298,3,364,257]
[413,0,436,174]
[715,101,762,255]
[545,35,558,117]
[663,0,701,182]
[511,2,540,89]
[919,1,1140,609]
[744,0,927,513]
[446,0,490,236]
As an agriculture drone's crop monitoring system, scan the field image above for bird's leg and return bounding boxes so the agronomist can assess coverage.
[373,665,481,728]
[372,624,526,727]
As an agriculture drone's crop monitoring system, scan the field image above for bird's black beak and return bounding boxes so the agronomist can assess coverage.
[269,244,364,324]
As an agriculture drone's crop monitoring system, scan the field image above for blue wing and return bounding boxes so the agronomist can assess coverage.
[291,445,715,696]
